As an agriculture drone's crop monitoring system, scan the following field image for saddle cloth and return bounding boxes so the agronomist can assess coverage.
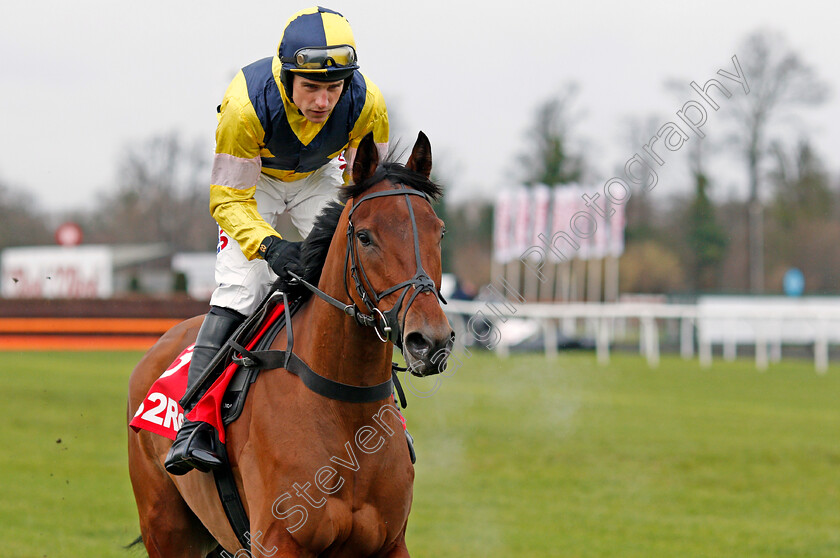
[130,302,287,442]
[129,344,193,440]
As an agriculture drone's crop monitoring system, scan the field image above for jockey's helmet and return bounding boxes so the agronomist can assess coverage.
[278,7,359,100]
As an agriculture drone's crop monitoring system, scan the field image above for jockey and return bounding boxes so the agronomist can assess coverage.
[165,6,389,475]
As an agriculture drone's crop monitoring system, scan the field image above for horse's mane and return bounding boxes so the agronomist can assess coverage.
[285,160,442,301]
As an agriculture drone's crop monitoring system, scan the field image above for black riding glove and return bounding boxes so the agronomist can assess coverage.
[259,236,302,281]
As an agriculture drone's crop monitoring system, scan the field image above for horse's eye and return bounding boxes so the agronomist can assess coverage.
[441,226,446,239]
[356,231,372,247]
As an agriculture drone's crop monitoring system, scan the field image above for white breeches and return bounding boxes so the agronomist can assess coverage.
[209,157,344,315]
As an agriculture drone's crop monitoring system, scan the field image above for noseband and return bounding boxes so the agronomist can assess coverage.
[289,184,446,349]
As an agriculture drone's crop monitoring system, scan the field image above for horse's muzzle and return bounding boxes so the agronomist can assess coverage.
[403,327,455,376]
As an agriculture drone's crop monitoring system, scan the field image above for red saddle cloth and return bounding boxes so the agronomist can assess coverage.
[130,303,287,443]
[129,344,192,440]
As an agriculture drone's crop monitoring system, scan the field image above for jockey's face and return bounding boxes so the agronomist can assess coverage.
[292,75,344,123]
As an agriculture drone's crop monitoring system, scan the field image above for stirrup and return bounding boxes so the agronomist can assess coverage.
[165,421,224,475]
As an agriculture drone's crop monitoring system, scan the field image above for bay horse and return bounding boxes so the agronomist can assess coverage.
[127,132,454,557]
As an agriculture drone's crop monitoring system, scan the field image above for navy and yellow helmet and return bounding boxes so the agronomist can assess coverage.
[278,7,359,96]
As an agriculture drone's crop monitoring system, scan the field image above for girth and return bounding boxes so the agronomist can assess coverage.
[228,290,405,406]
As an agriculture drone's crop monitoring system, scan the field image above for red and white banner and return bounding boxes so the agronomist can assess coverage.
[493,187,534,264]
[549,185,587,262]
[512,187,531,257]
[493,189,514,264]
[1,246,113,298]
[527,184,551,261]
[590,198,610,260]
[608,202,626,257]
[496,184,619,264]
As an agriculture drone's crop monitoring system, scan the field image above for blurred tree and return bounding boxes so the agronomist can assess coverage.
[684,173,729,292]
[767,220,840,293]
[445,202,493,286]
[717,199,750,292]
[765,140,839,293]
[769,139,832,227]
[682,142,729,292]
[623,182,660,260]
[516,83,586,186]
[619,240,685,294]
[430,170,453,275]
[621,116,662,246]
[612,114,680,296]
[726,29,829,293]
[0,181,53,249]
[84,132,216,251]
[662,79,730,293]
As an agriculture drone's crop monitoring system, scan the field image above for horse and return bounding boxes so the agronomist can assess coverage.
[127,131,454,557]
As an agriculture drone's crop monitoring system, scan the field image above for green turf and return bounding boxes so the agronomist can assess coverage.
[0,351,142,557]
[406,352,840,557]
[0,350,837,557]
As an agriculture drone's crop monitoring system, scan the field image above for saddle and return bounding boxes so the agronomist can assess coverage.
[207,291,298,430]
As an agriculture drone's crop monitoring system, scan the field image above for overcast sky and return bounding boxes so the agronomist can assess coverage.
[1,0,837,214]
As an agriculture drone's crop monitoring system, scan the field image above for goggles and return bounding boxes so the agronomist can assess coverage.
[283,45,357,70]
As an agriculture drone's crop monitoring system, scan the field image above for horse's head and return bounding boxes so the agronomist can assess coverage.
[344,132,454,376]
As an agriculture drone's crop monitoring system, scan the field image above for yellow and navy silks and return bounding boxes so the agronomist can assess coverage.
[209,56,388,260]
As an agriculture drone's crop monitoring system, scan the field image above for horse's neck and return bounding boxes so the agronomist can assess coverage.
[292,288,392,387]
[289,213,392,387]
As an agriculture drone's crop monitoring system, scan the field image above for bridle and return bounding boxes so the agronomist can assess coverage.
[222,182,445,426]
[289,183,446,350]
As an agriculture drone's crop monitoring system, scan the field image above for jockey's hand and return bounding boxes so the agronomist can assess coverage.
[259,236,303,281]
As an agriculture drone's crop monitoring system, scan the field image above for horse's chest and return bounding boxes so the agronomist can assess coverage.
[254,399,415,552]
[321,500,395,553]
[289,450,414,553]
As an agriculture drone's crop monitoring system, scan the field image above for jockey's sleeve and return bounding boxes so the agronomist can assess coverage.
[344,75,389,184]
[209,71,280,260]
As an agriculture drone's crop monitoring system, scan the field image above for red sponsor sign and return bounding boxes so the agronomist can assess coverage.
[55,222,83,246]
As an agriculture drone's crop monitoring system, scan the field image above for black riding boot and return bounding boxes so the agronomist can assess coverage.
[164,306,243,475]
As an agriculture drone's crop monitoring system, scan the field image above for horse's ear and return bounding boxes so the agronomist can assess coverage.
[406,131,432,179]
[352,132,379,185]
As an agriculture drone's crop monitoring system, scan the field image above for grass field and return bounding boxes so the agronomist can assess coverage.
[0,350,838,557]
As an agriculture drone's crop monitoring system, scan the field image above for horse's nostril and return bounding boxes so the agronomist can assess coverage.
[405,332,432,358]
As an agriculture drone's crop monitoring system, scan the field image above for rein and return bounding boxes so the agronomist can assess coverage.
[229,291,405,407]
